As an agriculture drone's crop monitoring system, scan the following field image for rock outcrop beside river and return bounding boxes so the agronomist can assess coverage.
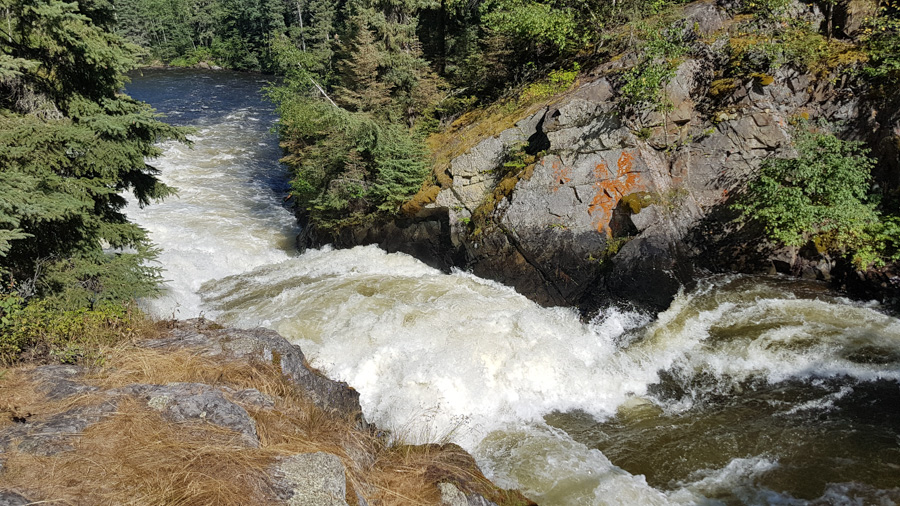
[0,319,532,506]
[301,0,900,313]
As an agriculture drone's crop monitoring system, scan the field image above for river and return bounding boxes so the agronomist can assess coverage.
[125,69,900,506]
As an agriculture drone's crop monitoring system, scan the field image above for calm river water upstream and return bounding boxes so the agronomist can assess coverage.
[125,69,900,506]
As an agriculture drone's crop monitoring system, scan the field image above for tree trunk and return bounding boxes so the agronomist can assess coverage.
[437,0,447,74]
[297,0,306,51]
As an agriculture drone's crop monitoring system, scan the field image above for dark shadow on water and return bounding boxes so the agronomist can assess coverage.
[125,68,293,205]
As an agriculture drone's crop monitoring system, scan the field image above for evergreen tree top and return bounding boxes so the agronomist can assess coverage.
[0,0,188,307]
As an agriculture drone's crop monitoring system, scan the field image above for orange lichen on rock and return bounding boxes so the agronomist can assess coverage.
[550,161,572,191]
[587,151,644,235]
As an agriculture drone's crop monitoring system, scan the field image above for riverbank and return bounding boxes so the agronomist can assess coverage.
[107,68,900,506]
[0,318,534,506]
[290,0,900,315]
[139,60,225,71]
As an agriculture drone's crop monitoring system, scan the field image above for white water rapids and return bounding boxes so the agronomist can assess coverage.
[126,70,900,506]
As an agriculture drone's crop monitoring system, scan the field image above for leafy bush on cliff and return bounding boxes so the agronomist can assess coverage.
[861,7,900,84]
[619,23,688,114]
[732,128,885,265]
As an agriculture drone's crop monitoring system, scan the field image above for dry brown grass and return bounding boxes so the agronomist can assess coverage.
[87,345,296,395]
[0,367,110,433]
[1,396,278,505]
[0,337,532,506]
[368,443,535,506]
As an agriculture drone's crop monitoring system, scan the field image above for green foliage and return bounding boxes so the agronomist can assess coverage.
[743,0,792,18]
[0,0,187,308]
[114,0,291,70]
[500,142,538,173]
[853,216,900,268]
[861,10,900,82]
[371,125,430,211]
[481,0,582,53]
[620,24,687,113]
[519,63,580,102]
[733,128,878,252]
[0,293,25,360]
[726,22,865,78]
[0,293,146,365]
[169,47,218,68]
[268,0,448,229]
[272,83,431,226]
[335,14,393,114]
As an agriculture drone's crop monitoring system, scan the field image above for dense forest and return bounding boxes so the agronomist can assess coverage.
[0,0,188,361]
[112,0,900,243]
[3,0,900,361]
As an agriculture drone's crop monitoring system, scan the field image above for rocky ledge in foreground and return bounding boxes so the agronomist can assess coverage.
[0,319,534,506]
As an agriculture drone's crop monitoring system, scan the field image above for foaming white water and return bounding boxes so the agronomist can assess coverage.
[631,276,900,411]
[126,109,299,318]
[203,262,900,505]
[125,71,900,505]
[203,245,701,504]
[204,245,657,438]
[674,458,789,505]
[478,426,681,506]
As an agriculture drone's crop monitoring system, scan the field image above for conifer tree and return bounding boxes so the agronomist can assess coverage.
[301,0,336,74]
[0,0,187,307]
[334,13,392,113]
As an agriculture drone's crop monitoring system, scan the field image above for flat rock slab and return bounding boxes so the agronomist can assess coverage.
[122,382,260,447]
[26,365,99,400]
[0,401,117,456]
[272,452,349,506]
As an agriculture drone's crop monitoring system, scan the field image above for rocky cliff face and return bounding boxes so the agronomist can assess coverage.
[301,0,900,313]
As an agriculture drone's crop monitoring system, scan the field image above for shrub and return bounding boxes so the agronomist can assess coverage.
[743,0,793,18]
[862,13,900,82]
[0,295,150,365]
[481,0,582,54]
[732,128,878,252]
[619,23,688,113]
[851,217,900,268]
[519,63,580,102]
[727,24,865,77]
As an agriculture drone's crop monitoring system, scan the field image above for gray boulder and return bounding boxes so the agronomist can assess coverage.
[142,321,363,421]
[271,452,350,506]
[439,482,499,506]
[123,382,260,447]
